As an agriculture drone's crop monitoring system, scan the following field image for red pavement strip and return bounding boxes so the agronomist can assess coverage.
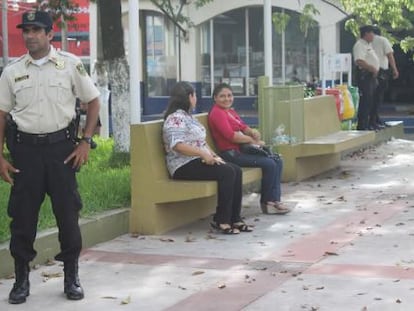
[268,202,407,263]
[80,202,409,309]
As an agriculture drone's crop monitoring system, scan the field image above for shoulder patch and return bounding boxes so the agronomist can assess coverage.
[76,62,87,76]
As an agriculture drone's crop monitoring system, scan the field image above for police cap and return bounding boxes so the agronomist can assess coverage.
[17,11,53,30]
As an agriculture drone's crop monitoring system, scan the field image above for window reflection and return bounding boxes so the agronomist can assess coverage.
[199,7,319,97]
[145,12,177,96]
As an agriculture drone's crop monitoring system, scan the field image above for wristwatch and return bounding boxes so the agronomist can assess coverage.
[81,136,92,145]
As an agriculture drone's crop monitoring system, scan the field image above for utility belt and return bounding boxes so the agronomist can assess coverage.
[6,115,76,147]
[16,126,74,145]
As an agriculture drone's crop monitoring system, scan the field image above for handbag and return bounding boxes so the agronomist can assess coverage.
[239,144,282,162]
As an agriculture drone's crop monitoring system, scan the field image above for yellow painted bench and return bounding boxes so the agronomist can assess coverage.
[256,77,397,182]
[276,95,376,181]
[130,113,262,235]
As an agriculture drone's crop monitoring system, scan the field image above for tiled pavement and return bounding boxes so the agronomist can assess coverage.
[1,138,414,311]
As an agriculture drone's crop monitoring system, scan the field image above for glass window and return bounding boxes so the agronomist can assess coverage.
[200,22,212,96]
[273,8,319,84]
[248,8,265,95]
[213,9,246,96]
[199,6,319,96]
[144,12,177,96]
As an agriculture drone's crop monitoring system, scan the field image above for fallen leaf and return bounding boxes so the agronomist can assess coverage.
[361,307,368,311]
[374,297,382,301]
[316,286,325,290]
[192,271,205,276]
[218,283,226,289]
[396,299,402,303]
[130,233,140,238]
[45,259,56,266]
[41,271,63,279]
[101,296,118,299]
[178,286,187,290]
[302,285,309,290]
[324,251,339,256]
[121,295,131,305]
[159,238,175,242]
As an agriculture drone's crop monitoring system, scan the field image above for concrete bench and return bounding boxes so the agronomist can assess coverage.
[257,79,383,182]
[276,95,376,181]
[130,113,262,235]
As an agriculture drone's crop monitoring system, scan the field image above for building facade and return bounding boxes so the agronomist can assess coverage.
[98,0,348,119]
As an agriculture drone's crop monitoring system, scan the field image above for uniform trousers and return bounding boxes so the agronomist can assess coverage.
[8,139,82,264]
[372,70,390,125]
[173,159,243,224]
[357,72,378,130]
[220,150,283,203]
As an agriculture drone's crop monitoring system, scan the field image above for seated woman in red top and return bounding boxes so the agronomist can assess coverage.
[208,83,290,215]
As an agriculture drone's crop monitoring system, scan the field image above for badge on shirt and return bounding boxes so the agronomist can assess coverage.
[15,75,29,83]
[55,60,65,70]
[76,63,87,76]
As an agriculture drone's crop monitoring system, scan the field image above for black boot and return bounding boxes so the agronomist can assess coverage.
[63,261,84,300]
[8,261,30,304]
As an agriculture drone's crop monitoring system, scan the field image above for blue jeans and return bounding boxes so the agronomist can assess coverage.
[220,150,283,203]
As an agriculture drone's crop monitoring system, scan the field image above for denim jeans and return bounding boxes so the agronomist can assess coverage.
[220,150,283,203]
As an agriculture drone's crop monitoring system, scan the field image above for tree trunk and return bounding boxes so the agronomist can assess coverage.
[98,0,130,152]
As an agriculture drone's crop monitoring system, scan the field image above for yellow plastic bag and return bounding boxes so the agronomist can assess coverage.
[336,84,355,120]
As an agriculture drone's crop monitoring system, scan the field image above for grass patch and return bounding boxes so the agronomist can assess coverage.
[0,137,130,243]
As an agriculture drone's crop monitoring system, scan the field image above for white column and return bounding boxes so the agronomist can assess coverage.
[264,0,272,86]
[129,0,141,124]
[2,0,8,66]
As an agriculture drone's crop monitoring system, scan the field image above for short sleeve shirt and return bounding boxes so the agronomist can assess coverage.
[208,104,248,152]
[0,46,100,133]
[353,39,380,71]
[163,109,210,176]
[372,35,393,69]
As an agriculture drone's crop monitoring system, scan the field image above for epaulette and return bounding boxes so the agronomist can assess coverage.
[5,55,26,68]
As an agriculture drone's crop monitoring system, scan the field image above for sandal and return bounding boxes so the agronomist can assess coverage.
[232,222,254,232]
[261,202,291,215]
[210,222,240,234]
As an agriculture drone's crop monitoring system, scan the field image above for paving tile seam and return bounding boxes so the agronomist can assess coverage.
[80,249,311,274]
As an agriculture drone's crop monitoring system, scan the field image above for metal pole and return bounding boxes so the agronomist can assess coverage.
[264,0,272,86]
[129,0,141,124]
[2,0,9,66]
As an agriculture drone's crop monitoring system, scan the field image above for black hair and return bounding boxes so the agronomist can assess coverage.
[373,26,381,36]
[164,81,195,119]
[359,25,375,38]
[212,82,233,100]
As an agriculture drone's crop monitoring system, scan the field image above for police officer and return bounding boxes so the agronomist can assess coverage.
[0,11,100,304]
[352,25,380,130]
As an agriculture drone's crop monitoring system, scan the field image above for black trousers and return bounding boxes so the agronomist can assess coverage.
[372,72,389,124]
[8,140,82,263]
[357,72,378,130]
[173,159,243,224]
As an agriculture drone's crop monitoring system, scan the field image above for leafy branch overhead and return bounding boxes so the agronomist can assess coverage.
[340,0,414,51]
[35,0,79,29]
[150,0,213,35]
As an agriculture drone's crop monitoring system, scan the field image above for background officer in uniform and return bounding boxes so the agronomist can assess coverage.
[371,26,399,128]
[0,11,100,304]
[352,25,380,130]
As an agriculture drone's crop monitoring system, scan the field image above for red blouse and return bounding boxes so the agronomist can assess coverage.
[208,104,248,152]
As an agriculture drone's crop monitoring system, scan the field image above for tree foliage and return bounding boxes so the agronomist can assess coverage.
[34,0,79,29]
[150,0,213,36]
[340,0,414,51]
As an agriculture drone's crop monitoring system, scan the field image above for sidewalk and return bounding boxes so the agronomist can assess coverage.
[1,138,414,310]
